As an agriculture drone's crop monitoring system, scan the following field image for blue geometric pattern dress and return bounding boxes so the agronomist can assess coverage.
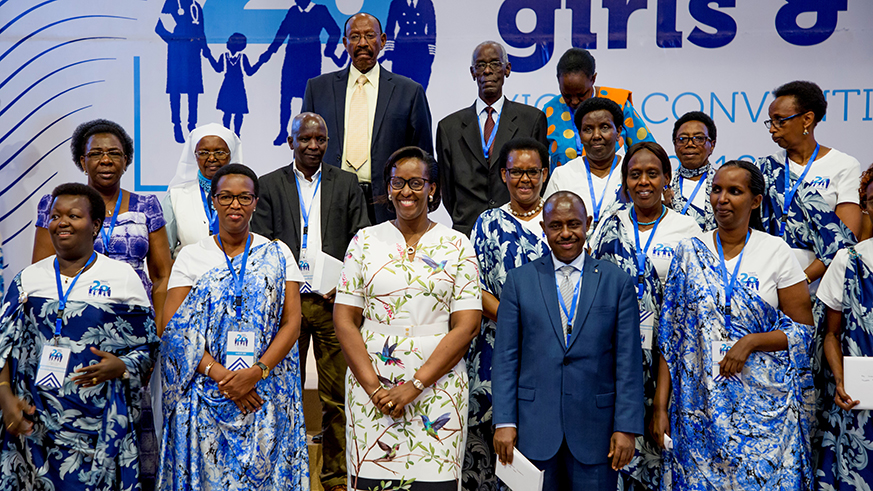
[0,272,158,490]
[816,245,873,490]
[465,207,549,491]
[159,241,309,491]
[659,238,815,490]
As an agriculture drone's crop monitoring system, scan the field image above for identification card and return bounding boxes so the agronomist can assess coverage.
[711,340,738,380]
[639,310,655,350]
[36,344,70,389]
[226,331,256,371]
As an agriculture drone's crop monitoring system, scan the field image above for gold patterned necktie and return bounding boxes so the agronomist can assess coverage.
[347,74,369,170]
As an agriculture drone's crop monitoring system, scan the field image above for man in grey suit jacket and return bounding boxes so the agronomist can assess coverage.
[302,12,432,224]
[436,41,548,236]
[251,113,369,491]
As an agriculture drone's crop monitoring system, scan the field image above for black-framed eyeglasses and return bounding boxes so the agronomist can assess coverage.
[389,177,430,191]
[763,113,801,130]
[196,150,230,159]
[673,135,711,146]
[473,60,503,74]
[506,168,543,180]
[214,192,256,206]
[85,150,125,162]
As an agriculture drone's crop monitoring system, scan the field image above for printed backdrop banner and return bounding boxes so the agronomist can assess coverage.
[1,0,871,283]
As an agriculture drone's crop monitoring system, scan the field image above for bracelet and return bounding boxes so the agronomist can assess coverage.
[806,274,812,284]
[369,386,384,401]
[0,381,10,389]
[204,361,216,378]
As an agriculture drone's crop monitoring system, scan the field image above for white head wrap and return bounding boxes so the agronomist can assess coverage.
[167,123,244,189]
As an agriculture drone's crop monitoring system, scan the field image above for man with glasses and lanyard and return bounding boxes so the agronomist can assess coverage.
[436,40,548,237]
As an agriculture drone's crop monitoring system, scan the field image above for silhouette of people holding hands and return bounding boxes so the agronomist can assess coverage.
[156,0,209,143]
[260,0,347,146]
[206,33,263,137]
[382,0,436,90]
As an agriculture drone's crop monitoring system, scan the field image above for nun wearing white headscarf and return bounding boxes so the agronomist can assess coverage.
[161,123,244,259]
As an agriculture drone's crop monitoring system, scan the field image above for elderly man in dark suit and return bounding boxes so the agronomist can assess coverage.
[436,40,548,236]
[302,12,432,224]
[251,112,369,491]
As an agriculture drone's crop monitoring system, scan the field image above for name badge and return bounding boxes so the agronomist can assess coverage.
[639,309,655,351]
[36,345,71,389]
[711,340,738,381]
[226,331,256,371]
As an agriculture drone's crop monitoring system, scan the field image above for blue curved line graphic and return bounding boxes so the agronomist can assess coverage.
[2,220,33,245]
[0,172,57,222]
[0,37,121,91]
[0,58,113,119]
[0,80,102,147]
[0,138,70,198]
[0,15,135,64]
[0,0,61,36]
[0,105,90,173]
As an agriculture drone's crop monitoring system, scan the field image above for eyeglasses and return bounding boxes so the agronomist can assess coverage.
[763,113,801,130]
[214,192,256,206]
[85,150,125,162]
[196,150,230,159]
[673,135,711,146]
[389,177,430,191]
[473,61,503,74]
[347,32,378,44]
[506,168,543,180]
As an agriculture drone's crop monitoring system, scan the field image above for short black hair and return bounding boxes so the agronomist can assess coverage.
[556,48,596,78]
[51,182,106,227]
[70,119,133,171]
[497,138,549,171]
[621,142,672,201]
[343,12,383,36]
[383,146,440,213]
[211,163,259,197]
[773,80,827,125]
[574,97,624,132]
[672,111,717,142]
[715,160,766,231]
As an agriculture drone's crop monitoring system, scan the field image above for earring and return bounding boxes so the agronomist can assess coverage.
[803,129,809,135]
[428,195,433,202]
[388,195,393,200]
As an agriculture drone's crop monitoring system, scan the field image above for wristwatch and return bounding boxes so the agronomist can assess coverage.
[412,377,425,391]
[255,362,270,380]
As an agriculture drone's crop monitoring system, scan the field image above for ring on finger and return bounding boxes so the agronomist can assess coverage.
[92,377,98,385]
[385,401,395,410]
[6,420,17,430]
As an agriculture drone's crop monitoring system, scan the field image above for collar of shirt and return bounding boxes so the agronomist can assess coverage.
[551,251,586,277]
[476,95,506,119]
[348,62,381,92]
[292,160,323,184]
[296,2,315,12]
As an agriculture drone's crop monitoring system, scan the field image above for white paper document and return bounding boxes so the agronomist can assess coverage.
[844,357,873,410]
[495,448,544,491]
[315,252,343,295]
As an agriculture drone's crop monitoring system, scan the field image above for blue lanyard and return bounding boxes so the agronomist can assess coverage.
[199,184,219,236]
[631,207,662,300]
[584,155,620,225]
[555,268,583,346]
[679,173,707,215]
[780,144,819,237]
[716,230,750,330]
[480,108,501,159]
[217,234,252,321]
[99,195,122,249]
[53,252,97,340]
[294,172,322,251]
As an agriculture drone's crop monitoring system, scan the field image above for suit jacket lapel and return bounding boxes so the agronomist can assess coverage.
[537,256,567,348]
[319,165,334,241]
[567,254,601,350]
[373,68,395,145]
[460,102,487,168]
[282,165,303,255]
[492,100,518,167]
[333,70,349,150]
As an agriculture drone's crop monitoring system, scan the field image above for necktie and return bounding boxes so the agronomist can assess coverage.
[559,265,575,341]
[484,106,495,156]
[347,74,369,170]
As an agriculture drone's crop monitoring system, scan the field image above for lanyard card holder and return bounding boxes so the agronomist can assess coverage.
[639,310,655,350]
[226,331,256,371]
[36,344,71,389]
[711,340,739,382]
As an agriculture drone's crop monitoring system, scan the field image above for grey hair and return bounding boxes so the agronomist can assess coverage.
[471,41,508,65]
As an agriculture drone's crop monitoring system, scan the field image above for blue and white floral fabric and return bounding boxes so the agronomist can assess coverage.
[668,170,714,232]
[159,240,308,491]
[464,207,549,491]
[0,270,157,490]
[659,238,815,490]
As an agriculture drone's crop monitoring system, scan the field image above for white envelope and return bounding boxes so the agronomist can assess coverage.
[843,357,873,410]
[495,448,544,491]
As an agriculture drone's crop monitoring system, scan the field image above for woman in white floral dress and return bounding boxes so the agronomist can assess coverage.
[335,147,482,491]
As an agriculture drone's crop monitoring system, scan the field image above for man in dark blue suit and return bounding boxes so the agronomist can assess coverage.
[492,191,643,489]
[302,12,433,224]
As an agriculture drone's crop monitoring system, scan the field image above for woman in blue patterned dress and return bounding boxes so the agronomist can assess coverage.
[652,161,815,490]
[0,183,158,490]
[159,164,309,490]
[589,142,700,491]
[463,138,551,491]
[815,165,873,490]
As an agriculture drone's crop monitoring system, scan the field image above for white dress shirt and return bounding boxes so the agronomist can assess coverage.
[475,95,506,143]
[293,161,324,292]
[342,63,380,182]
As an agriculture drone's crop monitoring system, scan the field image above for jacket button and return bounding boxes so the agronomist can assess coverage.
[563,358,570,366]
